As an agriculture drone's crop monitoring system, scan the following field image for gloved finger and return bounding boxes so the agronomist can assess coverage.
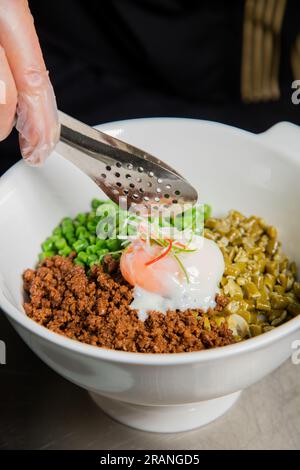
[0,0,60,166]
[0,45,17,141]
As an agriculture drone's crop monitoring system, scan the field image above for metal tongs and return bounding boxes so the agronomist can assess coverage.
[57,111,198,208]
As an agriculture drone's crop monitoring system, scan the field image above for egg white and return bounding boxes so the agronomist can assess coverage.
[130,235,225,321]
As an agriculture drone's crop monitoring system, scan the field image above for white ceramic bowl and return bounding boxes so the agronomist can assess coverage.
[1,118,300,433]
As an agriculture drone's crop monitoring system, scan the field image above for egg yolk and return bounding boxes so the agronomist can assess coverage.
[120,239,180,296]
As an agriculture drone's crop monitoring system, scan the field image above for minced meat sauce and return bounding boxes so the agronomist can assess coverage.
[23,255,235,353]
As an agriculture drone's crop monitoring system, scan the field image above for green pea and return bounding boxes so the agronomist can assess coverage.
[42,238,54,252]
[89,235,97,244]
[58,246,72,257]
[174,207,204,233]
[91,199,104,210]
[73,240,88,252]
[62,217,73,225]
[78,234,89,243]
[86,245,97,255]
[99,215,118,238]
[77,229,90,240]
[63,223,74,233]
[77,251,88,263]
[55,238,67,250]
[87,254,98,265]
[89,260,98,268]
[39,250,55,261]
[127,225,138,236]
[106,239,121,251]
[96,239,107,250]
[97,248,109,258]
[65,229,75,238]
[65,233,76,245]
[62,220,74,230]
[87,221,97,233]
[52,227,62,237]
[76,213,87,224]
[76,226,87,236]
[74,258,85,267]
[62,228,73,238]
[96,202,118,218]
[62,224,74,236]
[88,210,96,220]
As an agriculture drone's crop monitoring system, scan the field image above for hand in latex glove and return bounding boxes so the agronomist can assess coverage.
[0,0,60,165]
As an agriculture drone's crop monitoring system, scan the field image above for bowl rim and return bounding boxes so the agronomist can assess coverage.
[1,116,300,366]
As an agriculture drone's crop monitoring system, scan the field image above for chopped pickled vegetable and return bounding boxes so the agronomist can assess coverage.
[205,210,299,337]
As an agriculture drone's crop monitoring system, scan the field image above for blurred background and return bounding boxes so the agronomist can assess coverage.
[1,0,300,172]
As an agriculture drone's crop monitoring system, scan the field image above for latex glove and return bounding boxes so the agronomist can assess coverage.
[0,0,60,166]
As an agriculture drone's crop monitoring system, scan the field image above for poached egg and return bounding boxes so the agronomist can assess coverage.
[120,235,225,321]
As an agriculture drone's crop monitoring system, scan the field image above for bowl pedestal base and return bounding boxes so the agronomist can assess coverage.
[89,390,241,433]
